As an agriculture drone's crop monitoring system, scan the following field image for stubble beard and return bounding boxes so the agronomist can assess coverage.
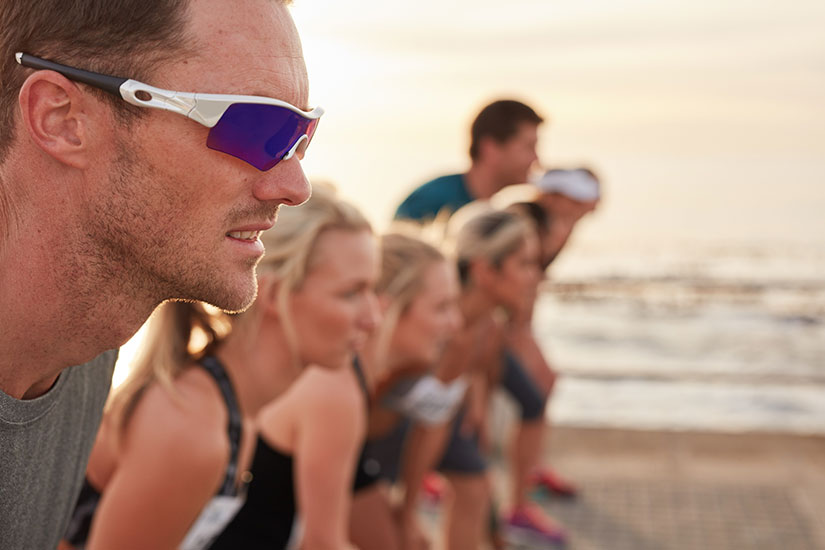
[93,139,261,314]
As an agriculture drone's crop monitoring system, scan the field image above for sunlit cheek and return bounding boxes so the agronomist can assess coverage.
[421,322,437,349]
[419,332,438,362]
[295,304,326,362]
[404,321,428,358]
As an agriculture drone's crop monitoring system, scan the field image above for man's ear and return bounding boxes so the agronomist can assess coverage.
[477,136,502,163]
[18,71,95,169]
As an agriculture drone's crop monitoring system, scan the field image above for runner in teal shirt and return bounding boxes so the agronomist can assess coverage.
[394,174,473,221]
[394,99,543,223]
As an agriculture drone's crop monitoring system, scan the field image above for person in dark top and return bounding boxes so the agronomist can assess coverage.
[63,353,246,550]
[205,185,380,550]
[61,186,379,550]
[394,99,545,222]
[212,357,375,550]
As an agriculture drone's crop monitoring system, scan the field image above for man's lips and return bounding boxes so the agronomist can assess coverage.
[227,230,261,241]
[226,222,274,241]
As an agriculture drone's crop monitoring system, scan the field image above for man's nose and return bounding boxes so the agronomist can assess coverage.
[252,156,311,206]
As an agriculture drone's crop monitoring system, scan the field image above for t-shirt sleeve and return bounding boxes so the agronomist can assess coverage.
[394,187,437,221]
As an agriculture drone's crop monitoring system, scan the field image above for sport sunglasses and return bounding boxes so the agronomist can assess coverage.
[15,52,323,171]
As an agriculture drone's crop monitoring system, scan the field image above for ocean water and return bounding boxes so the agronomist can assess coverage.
[113,241,825,435]
[536,243,825,434]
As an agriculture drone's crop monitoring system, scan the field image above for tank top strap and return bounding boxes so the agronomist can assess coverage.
[351,355,371,409]
[198,355,243,496]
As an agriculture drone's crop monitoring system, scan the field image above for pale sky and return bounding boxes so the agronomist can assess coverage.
[289,0,825,253]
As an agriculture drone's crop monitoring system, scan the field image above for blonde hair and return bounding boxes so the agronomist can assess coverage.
[454,208,532,286]
[107,184,371,437]
[256,184,372,365]
[372,233,447,369]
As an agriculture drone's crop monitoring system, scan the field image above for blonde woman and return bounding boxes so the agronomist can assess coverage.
[347,233,463,550]
[62,186,379,550]
[211,233,462,550]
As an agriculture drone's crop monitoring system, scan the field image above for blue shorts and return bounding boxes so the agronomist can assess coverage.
[436,407,487,474]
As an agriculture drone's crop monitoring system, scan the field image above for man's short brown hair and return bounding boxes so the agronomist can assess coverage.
[468,99,544,161]
[0,0,195,162]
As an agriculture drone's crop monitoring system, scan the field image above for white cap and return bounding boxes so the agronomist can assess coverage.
[534,168,600,202]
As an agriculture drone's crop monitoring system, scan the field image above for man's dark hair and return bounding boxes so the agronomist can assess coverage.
[0,0,196,162]
[468,99,544,161]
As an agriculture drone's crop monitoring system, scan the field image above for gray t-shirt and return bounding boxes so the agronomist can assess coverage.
[0,350,117,550]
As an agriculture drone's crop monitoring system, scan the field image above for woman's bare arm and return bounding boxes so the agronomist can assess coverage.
[292,367,365,550]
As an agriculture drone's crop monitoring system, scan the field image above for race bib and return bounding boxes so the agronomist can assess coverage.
[179,495,245,550]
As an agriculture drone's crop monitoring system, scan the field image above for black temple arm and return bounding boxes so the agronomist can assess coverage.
[16,52,127,98]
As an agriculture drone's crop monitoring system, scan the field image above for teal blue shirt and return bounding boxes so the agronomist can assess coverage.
[394,174,474,222]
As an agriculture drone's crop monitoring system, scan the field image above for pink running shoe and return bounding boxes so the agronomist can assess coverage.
[531,467,578,498]
[504,503,567,547]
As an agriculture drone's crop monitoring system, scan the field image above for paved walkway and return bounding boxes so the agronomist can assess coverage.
[526,427,825,550]
[424,426,825,550]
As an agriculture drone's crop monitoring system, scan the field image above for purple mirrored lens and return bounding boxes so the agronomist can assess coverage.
[206,103,317,171]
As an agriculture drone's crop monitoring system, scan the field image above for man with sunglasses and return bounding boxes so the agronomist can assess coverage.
[0,1,320,548]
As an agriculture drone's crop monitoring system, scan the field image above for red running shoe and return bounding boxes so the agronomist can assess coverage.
[531,467,577,498]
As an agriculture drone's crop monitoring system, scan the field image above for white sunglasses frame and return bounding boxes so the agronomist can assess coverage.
[117,80,324,161]
[16,52,324,162]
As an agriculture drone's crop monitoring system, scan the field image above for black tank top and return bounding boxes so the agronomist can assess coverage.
[62,356,244,548]
[209,358,376,549]
[207,435,296,549]
[351,357,381,492]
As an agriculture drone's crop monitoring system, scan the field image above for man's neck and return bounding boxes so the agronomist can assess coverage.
[463,164,502,201]
[0,244,154,400]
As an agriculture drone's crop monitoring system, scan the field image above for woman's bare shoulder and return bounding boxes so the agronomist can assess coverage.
[122,366,230,469]
[293,365,364,412]
[257,364,365,449]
